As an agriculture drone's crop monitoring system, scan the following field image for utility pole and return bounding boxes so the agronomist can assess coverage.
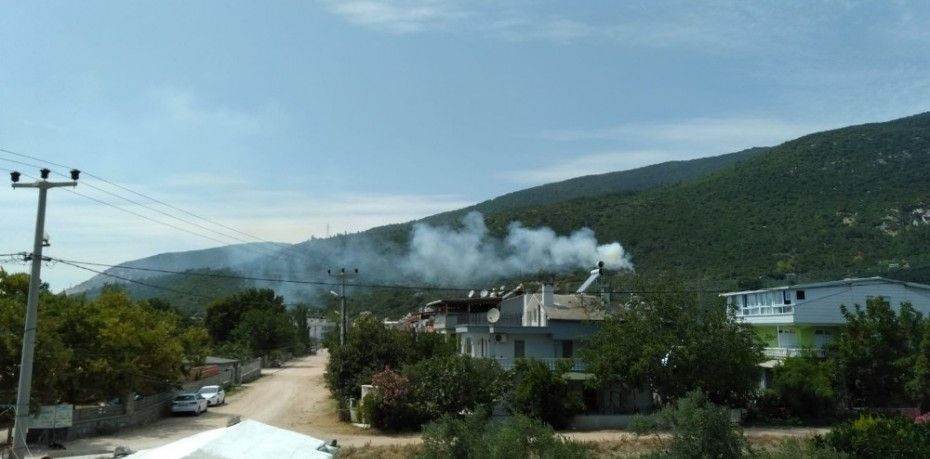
[9,168,79,459]
[328,268,357,346]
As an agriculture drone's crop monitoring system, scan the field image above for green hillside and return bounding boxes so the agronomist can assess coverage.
[79,268,253,316]
[70,112,930,316]
[482,112,930,283]
[420,147,768,226]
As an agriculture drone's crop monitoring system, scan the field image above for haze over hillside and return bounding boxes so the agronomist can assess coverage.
[71,112,930,312]
[70,148,762,300]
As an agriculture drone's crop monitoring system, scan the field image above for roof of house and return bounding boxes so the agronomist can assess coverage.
[425,297,502,311]
[205,356,239,365]
[543,305,605,321]
[720,276,930,297]
[531,293,605,321]
[127,419,334,458]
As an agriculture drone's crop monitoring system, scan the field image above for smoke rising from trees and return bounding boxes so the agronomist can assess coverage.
[401,212,632,285]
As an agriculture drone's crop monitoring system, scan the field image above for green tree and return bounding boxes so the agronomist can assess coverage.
[204,288,299,358]
[0,271,71,405]
[764,353,837,421]
[204,288,285,343]
[508,358,583,429]
[832,298,922,407]
[1,276,210,405]
[908,319,930,410]
[230,307,299,358]
[581,276,763,406]
[404,354,509,421]
[325,314,456,402]
[290,304,313,353]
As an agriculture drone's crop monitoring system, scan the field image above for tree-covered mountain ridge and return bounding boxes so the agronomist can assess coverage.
[482,111,930,281]
[71,111,930,307]
[69,146,767,295]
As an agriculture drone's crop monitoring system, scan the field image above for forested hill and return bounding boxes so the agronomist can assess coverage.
[70,111,930,311]
[71,146,763,295]
[481,112,930,282]
[420,147,768,226]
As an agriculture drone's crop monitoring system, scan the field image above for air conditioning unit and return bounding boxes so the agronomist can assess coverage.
[494,334,507,343]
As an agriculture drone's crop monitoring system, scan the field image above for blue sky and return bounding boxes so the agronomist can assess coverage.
[2,1,930,289]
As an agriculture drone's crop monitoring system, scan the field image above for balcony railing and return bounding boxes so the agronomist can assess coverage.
[433,312,523,328]
[737,305,794,317]
[490,357,587,372]
[763,347,826,358]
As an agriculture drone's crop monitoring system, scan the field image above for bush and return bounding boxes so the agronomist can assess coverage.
[508,358,584,429]
[631,390,749,459]
[325,314,457,401]
[754,439,847,459]
[762,354,837,421]
[419,412,589,459]
[405,354,509,421]
[361,368,424,431]
[814,414,930,458]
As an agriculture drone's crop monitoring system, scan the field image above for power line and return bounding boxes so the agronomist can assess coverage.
[48,256,728,295]
[54,258,213,300]
[0,154,284,259]
[1,148,378,277]
[0,147,286,248]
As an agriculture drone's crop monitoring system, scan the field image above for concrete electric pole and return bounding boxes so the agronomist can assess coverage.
[9,168,79,459]
[327,268,357,346]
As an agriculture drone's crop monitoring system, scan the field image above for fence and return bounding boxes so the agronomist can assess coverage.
[240,358,262,383]
[66,392,176,440]
[182,370,233,392]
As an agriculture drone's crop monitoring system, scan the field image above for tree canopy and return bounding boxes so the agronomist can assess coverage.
[0,271,209,405]
[581,276,763,405]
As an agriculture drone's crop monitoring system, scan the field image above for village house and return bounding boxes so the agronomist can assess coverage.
[721,276,930,361]
[409,271,653,424]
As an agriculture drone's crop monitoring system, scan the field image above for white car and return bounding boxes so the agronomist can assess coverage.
[171,393,208,415]
[198,385,226,406]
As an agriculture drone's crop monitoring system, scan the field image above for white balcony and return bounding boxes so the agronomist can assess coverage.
[490,357,587,372]
[763,347,826,358]
[736,305,794,317]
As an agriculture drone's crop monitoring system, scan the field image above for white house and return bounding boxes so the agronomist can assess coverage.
[454,284,604,372]
[306,318,335,344]
[721,276,930,359]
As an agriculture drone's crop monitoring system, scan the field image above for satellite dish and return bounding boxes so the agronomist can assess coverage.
[480,289,489,298]
[486,308,501,324]
[467,290,475,298]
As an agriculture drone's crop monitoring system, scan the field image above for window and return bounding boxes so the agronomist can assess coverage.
[514,340,525,358]
[562,340,574,358]
[796,290,805,300]
[465,338,472,355]
[782,290,792,305]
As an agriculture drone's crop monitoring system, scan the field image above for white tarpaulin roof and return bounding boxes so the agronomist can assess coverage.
[127,419,334,459]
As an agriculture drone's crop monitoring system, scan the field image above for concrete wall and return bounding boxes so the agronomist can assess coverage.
[240,358,262,383]
[66,392,175,440]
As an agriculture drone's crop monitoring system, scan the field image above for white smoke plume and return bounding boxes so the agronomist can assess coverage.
[402,211,633,285]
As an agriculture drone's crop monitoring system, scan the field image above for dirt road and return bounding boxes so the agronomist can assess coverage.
[50,351,825,456]
[56,351,416,457]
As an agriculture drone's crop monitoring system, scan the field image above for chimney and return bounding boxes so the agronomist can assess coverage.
[542,283,554,307]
